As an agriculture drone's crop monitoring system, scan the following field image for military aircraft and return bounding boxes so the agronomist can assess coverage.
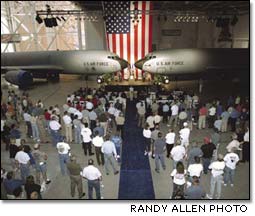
[1,50,128,88]
[135,48,249,81]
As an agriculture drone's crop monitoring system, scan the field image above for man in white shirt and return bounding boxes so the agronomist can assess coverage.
[165,128,175,158]
[154,112,161,126]
[136,101,142,110]
[223,148,239,187]
[62,111,73,143]
[192,94,199,108]
[15,147,30,181]
[168,103,179,127]
[56,138,71,175]
[143,124,152,156]
[170,141,186,168]
[23,110,32,138]
[1,119,5,132]
[187,156,203,183]
[146,114,155,130]
[214,117,222,132]
[178,109,188,129]
[108,103,116,128]
[129,86,134,101]
[226,133,242,153]
[74,109,83,120]
[54,104,61,123]
[81,159,102,199]
[206,154,225,199]
[49,116,62,147]
[81,123,94,156]
[86,101,94,110]
[101,135,119,175]
[92,131,104,166]
[179,122,190,148]
[137,102,146,128]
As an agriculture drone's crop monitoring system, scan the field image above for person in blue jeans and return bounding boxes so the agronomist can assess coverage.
[81,159,102,199]
[207,154,225,199]
[111,132,122,165]
[56,138,71,175]
[73,115,82,144]
[223,147,239,187]
[49,117,62,147]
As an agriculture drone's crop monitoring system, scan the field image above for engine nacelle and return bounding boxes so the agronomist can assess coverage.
[5,70,33,88]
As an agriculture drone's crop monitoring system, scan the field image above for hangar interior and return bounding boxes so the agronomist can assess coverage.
[1,1,250,200]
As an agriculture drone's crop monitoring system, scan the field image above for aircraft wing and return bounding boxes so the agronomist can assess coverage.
[1,65,64,73]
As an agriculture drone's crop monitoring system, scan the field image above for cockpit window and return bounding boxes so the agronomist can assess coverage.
[145,54,155,60]
[107,55,120,60]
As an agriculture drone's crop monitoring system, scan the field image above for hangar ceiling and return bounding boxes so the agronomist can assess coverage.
[75,1,249,15]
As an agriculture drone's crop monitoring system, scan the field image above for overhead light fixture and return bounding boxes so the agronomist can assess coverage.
[51,17,58,27]
[44,17,53,28]
[35,14,43,24]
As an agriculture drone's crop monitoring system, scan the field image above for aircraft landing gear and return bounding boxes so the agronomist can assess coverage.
[46,72,60,82]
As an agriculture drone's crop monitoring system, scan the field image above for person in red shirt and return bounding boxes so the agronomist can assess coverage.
[76,103,82,112]
[92,97,98,108]
[44,109,51,132]
[198,104,207,129]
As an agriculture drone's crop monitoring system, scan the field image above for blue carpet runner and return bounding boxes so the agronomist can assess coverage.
[118,100,155,199]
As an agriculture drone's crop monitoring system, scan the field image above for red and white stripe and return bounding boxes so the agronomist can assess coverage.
[106,1,153,80]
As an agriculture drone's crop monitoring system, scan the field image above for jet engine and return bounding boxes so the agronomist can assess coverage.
[5,70,33,88]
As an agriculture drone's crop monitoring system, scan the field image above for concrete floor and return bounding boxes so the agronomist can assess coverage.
[1,79,249,199]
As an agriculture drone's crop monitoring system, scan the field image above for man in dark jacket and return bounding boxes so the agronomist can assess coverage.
[201,137,216,174]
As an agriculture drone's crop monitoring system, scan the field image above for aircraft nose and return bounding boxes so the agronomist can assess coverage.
[135,58,147,70]
[118,58,129,70]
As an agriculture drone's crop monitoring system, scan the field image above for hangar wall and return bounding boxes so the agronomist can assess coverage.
[1,1,249,53]
[152,14,249,49]
[84,16,107,50]
[85,14,249,51]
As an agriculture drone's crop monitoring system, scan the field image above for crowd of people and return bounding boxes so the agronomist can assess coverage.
[139,91,249,199]
[1,87,125,199]
[1,87,250,199]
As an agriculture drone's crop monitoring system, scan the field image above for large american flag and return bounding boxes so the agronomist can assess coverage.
[103,1,153,80]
